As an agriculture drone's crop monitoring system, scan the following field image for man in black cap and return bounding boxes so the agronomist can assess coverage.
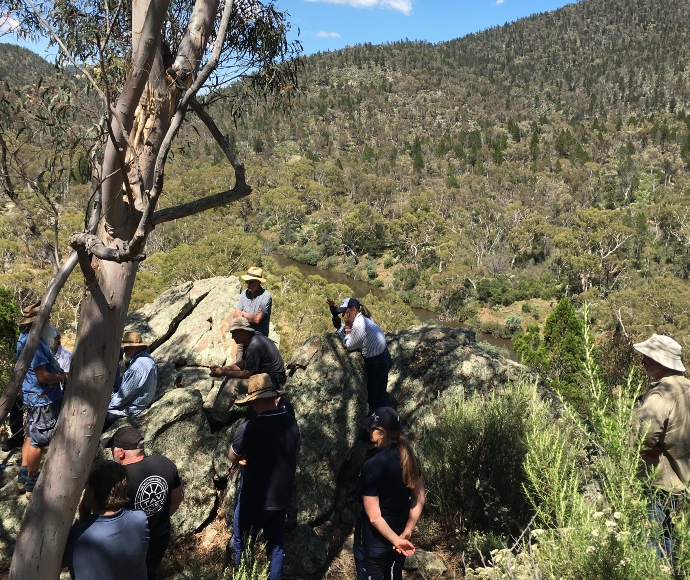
[205,317,286,426]
[102,426,184,580]
[228,373,299,580]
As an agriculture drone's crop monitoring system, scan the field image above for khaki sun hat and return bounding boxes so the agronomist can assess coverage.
[633,334,686,372]
[121,331,149,348]
[240,267,266,284]
[18,300,41,325]
[228,317,255,334]
[234,373,285,406]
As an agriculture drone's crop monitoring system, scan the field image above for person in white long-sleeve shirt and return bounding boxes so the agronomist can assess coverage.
[327,297,392,413]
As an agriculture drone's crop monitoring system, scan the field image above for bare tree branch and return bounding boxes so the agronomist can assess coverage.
[151,184,251,225]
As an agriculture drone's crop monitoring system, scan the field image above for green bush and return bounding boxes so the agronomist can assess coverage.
[421,384,533,537]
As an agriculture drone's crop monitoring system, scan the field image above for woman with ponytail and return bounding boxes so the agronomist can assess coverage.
[354,407,425,580]
[327,297,392,413]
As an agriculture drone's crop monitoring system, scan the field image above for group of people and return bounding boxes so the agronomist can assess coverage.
[11,265,690,578]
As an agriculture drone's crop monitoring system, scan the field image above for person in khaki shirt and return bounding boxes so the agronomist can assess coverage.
[633,333,690,562]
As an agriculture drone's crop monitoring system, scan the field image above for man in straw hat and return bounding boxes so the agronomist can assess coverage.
[228,373,299,580]
[15,300,68,494]
[233,266,272,361]
[205,316,286,427]
[103,331,157,432]
[632,334,690,561]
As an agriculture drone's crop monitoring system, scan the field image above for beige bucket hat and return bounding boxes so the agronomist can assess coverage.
[633,334,685,372]
[234,373,284,406]
[240,267,266,284]
[121,331,149,348]
[228,317,255,333]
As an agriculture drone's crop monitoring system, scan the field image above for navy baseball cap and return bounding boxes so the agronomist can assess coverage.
[335,298,361,313]
[360,407,401,432]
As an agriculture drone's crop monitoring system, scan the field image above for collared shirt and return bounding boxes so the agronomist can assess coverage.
[236,287,272,337]
[634,372,690,492]
[17,331,63,407]
[336,312,387,358]
[108,351,157,417]
[56,344,72,373]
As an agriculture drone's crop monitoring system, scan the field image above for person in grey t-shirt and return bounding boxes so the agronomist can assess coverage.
[234,266,272,360]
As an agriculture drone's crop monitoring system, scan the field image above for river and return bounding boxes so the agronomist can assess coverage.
[270,253,517,361]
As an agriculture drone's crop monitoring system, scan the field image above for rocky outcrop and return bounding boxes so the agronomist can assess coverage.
[0,277,529,576]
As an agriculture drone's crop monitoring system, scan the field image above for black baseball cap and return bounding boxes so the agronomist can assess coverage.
[101,426,144,450]
[360,407,401,432]
[335,298,361,313]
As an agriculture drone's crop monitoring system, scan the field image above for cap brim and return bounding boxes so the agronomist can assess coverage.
[335,307,347,314]
[100,434,115,448]
[360,416,377,429]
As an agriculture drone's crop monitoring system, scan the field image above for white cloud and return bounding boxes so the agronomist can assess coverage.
[0,14,20,35]
[494,0,505,4]
[316,31,342,38]
[305,0,413,16]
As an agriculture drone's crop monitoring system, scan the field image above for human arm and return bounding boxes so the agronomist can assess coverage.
[635,392,670,460]
[327,299,342,330]
[362,495,416,556]
[209,364,253,379]
[34,365,68,385]
[342,313,366,351]
[401,477,425,541]
[108,357,154,410]
[169,486,184,515]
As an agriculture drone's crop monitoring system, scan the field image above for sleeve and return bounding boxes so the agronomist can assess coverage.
[329,304,342,330]
[259,292,272,315]
[32,342,52,372]
[244,341,261,373]
[343,316,366,352]
[358,460,380,497]
[231,421,249,457]
[171,463,182,489]
[109,359,148,410]
[636,392,671,450]
[235,291,247,311]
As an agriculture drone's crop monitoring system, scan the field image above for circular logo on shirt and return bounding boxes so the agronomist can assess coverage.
[134,475,169,516]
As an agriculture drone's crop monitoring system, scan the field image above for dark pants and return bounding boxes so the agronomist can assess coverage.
[363,349,392,413]
[102,412,122,433]
[145,553,164,580]
[233,502,286,580]
[353,538,405,580]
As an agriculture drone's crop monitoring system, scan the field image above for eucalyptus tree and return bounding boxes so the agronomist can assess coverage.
[0,0,300,576]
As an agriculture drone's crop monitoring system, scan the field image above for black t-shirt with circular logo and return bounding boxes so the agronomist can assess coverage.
[124,455,182,562]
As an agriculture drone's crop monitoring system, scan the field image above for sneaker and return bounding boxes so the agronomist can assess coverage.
[1,434,23,452]
[17,465,28,492]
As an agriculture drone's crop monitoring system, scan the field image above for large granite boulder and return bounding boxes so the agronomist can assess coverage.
[0,278,529,574]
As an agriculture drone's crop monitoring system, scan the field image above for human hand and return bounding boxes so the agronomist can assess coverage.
[393,537,415,556]
[326,298,336,307]
[238,459,247,466]
[209,365,224,378]
[343,309,355,327]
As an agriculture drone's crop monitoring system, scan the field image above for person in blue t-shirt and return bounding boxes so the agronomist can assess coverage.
[16,302,67,494]
[63,460,149,580]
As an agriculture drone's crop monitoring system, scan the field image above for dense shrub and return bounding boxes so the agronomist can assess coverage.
[421,384,533,537]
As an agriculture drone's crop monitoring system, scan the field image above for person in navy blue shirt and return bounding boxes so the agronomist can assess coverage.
[228,373,298,580]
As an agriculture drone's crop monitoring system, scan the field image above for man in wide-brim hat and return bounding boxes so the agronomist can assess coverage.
[205,317,286,427]
[227,374,298,580]
[103,331,157,432]
[233,266,272,360]
[15,300,68,493]
[632,333,690,560]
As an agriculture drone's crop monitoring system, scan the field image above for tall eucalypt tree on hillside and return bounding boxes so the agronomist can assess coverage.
[0,0,300,576]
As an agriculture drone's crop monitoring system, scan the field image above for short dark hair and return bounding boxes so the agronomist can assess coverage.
[87,460,130,511]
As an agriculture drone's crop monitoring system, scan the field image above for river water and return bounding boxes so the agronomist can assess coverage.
[270,253,517,361]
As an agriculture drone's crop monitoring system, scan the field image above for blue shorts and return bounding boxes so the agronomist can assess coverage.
[26,399,62,448]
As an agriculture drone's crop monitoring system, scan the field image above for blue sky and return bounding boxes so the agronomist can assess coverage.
[8,0,575,59]
[277,0,575,55]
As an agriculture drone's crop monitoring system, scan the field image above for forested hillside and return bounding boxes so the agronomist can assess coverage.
[2,0,690,358]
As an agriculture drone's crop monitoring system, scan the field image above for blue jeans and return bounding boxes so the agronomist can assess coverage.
[364,349,392,413]
[353,538,405,580]
[648,492,675,563]
[233,502,286,580]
